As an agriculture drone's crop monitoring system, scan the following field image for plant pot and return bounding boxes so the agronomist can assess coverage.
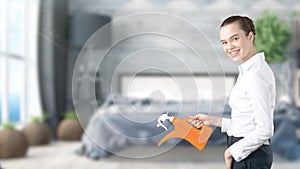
[23,122,53,146]
[57,119,83,141]
[0,129,29,158]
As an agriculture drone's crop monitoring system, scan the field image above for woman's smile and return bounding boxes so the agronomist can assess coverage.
[229,49,240,57]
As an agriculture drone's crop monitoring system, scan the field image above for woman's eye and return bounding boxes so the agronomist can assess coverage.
[233,37,239,41]
[222,41,227,45]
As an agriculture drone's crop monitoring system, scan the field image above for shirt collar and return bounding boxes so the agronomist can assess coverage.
[238,52,265,75]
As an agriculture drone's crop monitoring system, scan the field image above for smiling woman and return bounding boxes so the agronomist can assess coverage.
[219,17,257,64]
[191,15,275,169]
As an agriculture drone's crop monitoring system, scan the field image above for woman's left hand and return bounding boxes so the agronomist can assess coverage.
[224,148,233,169]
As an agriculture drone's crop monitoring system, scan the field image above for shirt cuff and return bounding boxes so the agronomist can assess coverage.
[228,143,246,162]
[221,118,231,133]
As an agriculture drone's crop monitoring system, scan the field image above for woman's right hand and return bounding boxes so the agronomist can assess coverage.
[189,114,222,128]
[190,114,209,128]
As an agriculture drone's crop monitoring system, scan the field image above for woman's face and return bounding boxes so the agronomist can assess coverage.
[219,22,254,63]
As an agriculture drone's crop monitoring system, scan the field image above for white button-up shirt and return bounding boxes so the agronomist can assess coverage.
[221,52,276,162]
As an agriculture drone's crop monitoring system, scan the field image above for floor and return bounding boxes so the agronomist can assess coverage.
[1,141,300,169]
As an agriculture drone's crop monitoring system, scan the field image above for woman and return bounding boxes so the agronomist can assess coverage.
[191,16,276,169]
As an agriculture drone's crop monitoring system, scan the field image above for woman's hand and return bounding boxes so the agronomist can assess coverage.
[189,114,222,128]
[224,148,233,169]
[189,114,209,128]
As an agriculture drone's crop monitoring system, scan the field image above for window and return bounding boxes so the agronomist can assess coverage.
[0,58,3,123]
[0,0,41,126]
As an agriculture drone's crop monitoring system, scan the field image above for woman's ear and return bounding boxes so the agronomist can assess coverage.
[248,31,255,43]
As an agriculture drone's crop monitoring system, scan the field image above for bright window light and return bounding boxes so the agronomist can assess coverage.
[0,0,41,126]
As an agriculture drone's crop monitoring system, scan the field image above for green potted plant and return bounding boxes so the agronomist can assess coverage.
[254,10,291,63]
[0,122,29,158]
[22,114,53,146]
[57,111,83,141]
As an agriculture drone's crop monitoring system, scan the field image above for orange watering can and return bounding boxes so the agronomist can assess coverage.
[156,113,213,151]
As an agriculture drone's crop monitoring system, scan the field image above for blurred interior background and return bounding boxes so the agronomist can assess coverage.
[1,0,300,168]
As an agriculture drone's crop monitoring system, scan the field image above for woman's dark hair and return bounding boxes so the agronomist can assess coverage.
[220,15,256,38]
